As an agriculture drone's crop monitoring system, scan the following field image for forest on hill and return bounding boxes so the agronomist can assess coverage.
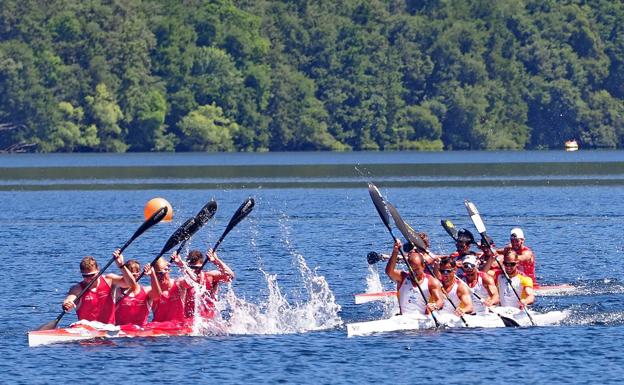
[0,0,623,152]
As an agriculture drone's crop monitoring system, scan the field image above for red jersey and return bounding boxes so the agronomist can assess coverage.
[76,277,115,324]
[115,286,150,326]
[514,245,537,288]
[184,272,217,319]
[152,280,185,323]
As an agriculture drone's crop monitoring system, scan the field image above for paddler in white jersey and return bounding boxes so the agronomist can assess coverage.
[386,240,443,315]
[438,258,473,317]
[461,254,499,313]
[496,250,535,309]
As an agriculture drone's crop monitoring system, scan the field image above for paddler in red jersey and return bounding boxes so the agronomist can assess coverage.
[62,254,128,325]
[172,249,235,320]
[112,249,154,327]
[386,240,444,315]
[498,228,538,288]
[147,257,187,324]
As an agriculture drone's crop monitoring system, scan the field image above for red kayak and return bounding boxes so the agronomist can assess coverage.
[28,320,193,347]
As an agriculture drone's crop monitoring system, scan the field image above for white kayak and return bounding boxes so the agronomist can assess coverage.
[354,284,575,304]
[346,307,569,337]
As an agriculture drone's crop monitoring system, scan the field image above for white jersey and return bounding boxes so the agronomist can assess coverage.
[497,272,533,308]
[464,272,490,314]
[398,273,431,315]
[441,279,460,313]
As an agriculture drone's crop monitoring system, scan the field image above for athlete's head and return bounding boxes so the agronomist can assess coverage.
[510,228,525,250]
[80,256,99,283]
[439,257,456,283]
[186,250,204,272]
[503,250,519,275]
[153,257,171,281]
[462,254,478,277]
[124,259,141,277]
[407,251,425,273]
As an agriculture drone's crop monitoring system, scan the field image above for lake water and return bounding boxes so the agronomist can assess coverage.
[2,151,624,384]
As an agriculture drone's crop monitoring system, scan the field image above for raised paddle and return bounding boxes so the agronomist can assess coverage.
[386,203,468,327]
[441,219,459,241]
[35,206,169,331]
[199,197,255,270]
[367,183,441,327]
[464,200,535,326]
[116,200,218,304]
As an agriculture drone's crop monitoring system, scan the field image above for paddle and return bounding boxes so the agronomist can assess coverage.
[367,183,440,327]
[441,219,459,241]
[199,197,254,270]
[35,206,169,331]
[440,218,519,327]
[386,203,468,326]
[464,200,535,326]
[116,199,218,304]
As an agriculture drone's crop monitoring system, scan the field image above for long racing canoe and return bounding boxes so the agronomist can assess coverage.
[28,320,193,347]
[346,307,569,337]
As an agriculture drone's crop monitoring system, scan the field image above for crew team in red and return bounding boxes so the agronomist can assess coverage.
[62,248,235,328]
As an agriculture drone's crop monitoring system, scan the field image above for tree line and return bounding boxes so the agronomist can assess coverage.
[0,0,622,152]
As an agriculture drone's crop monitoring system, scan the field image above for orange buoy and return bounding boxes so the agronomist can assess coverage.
[144,197,174,222]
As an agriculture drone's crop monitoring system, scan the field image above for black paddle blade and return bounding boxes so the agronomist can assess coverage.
[159,217,196,255]
[386,202,427,252]
[221,198,255,240]
[185,200,218,236]
[34,314,63,331]
[367,251,382,264]
[441,219,459,241]
[500,315,520,327]
[368,183,392,232]
[195,199,217,226]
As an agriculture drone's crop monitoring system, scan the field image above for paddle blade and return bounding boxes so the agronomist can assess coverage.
[219,198,255,243]
[194,199,217,226]
[185,199,218,236]
[386,202,427,252]
[159,217,196,256]
[34,315,62,331]
[368,183,392,232]
[441,219,459,241]
[500,315,520,327]
[367,251,382,264]
[464,200,487,234]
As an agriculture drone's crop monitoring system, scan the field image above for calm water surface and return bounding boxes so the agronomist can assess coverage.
[2,151,624,384]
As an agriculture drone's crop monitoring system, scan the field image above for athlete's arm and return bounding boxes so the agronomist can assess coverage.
[385,240,403,283]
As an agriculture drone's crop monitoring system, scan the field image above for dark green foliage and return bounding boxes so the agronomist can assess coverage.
[0,0,623,152]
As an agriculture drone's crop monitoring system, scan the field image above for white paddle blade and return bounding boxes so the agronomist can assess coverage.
[464,200,487,233]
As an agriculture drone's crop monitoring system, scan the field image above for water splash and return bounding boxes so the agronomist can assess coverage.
[364,265,399,317]
[181,212,342,335]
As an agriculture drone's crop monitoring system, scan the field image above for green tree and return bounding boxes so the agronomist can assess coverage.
[178,103,237,151]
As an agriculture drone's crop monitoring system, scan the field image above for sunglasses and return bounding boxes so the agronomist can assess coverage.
[81,272,98,278]
[462,263,476,270]
[440,269,453,275]
[503,262,517,267]
[155,269,170,276]
[188,265,203,270]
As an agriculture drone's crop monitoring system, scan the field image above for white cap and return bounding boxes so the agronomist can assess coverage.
[462,254,478,267]
[510,227,525,239]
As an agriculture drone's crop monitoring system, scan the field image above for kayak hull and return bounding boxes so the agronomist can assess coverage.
[346,307,569,337]
[28,320,193,347]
